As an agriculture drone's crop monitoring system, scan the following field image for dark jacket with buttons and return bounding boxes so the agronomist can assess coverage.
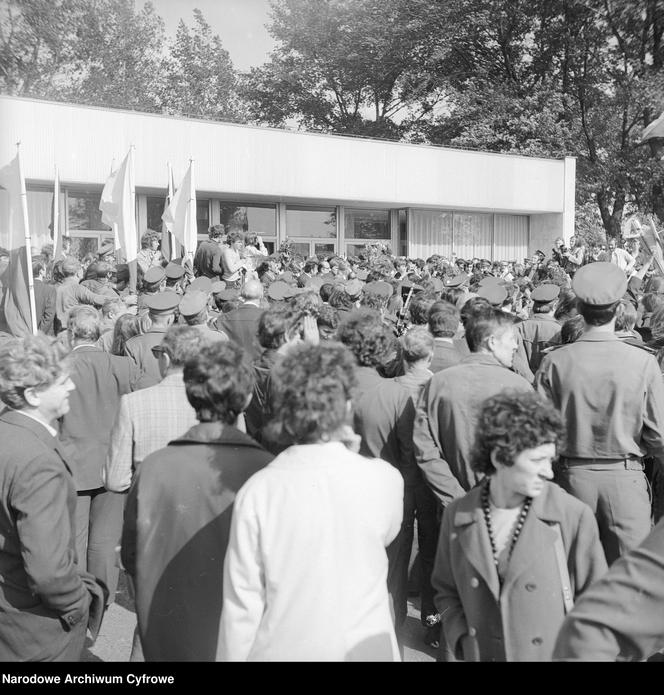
[0,411,97,660]
[432,481,607,661]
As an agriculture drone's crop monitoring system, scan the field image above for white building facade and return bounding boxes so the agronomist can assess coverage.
[0,96,575,262]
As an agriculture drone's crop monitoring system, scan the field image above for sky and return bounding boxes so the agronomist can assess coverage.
[150,0,275,71]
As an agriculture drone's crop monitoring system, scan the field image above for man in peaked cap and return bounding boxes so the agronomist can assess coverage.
[517,283,561,372]
[179,291,228,342]
[137,266,166,316]
[187,276,213,295]
[535,262,664,565]
[125,291,180,388]
[165,263,186,294]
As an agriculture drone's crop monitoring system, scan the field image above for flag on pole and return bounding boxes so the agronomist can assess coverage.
[0,150,37,336]
[51,165,62,259]
[162,160,197,256]
[160,162,181,262]
[99,148,137,263]
[641,112,664,143]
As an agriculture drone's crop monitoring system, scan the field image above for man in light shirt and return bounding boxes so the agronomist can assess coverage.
[607,237,636,276]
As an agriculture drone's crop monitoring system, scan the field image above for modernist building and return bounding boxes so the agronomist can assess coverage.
[0,96,575,262]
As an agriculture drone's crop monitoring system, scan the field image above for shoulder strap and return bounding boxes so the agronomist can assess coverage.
[552,523,574,614]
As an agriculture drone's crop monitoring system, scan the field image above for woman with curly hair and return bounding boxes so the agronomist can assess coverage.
[218,342,404,661]
[432,390,607,662]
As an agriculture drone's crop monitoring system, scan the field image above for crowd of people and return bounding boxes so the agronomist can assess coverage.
[1,220,664,662]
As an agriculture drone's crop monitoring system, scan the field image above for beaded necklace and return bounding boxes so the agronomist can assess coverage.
[481,477,532,582]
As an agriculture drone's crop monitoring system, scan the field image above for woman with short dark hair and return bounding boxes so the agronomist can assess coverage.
[432,390,607,662]
[218,343,403,661]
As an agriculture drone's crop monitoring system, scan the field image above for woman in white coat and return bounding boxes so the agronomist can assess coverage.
[217,342,404,661]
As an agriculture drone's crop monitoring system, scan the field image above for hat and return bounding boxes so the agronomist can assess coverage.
[354,268,369,281]
[531,284,560,303]
[144,290,180,315]
[345,279,364,298]
[144,266,165,285]
[429,277,445,293]
[572,262,627,305]
[267,280,291,301]
[210,280,227,294]
[364,280,393,299]
[477,284,508,306]
[443,273,468,288]
[478,276,506,288]
[187,276,212,294]
[178,290,208,318]
[165,263,185,280]
[216,289,239,302]
[278,271,297,285]
[283,285,304,299]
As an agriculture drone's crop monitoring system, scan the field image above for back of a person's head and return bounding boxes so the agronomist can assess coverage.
[328,286,355,311]
[183,341,253,424]
[554,288,578,321]
[614,299,637,332]
[401,326,434,363]
[111,314,144,356]
[646,275,664,294]
[319,282,335,303]
[241,279,263,301]
[317,304,340,340]
[161,325,215,367]
[336,308,392,367]
[561,314,585,344]
[408,293,436,325]
[101,298,125,320]
[465,307,516,353]
[68,305,101,343]
[428,301,460,338]
[641,292,664,314]
[269,342,357,444]
[62,257,81,277]
[257,302,296,350]
[460,296,492,328]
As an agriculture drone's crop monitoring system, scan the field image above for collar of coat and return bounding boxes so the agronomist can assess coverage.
[450,481,566,601]
[169,421,266,450]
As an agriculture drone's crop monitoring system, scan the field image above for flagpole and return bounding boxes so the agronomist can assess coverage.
[127,145,138,294]
[16,144,38,335]
[53,165,60,261]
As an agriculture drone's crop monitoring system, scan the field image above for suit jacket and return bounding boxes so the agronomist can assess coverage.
[433,481,607,662]
[33,279,56,335]
[553,516,664,661]
[216,303,264,361]
[121,422,273,661]
[431,338,463,373]
[0,411,92,660]
[194,240,223,279]
[58,345,134,491]
[103,372,198,492]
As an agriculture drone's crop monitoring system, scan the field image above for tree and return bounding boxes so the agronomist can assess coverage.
[63,0,166,111]
[160,9,239,121]
[0,0,84,96]
[241,0,446,138]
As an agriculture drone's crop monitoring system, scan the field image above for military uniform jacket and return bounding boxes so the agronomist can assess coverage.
[517,314,560,373]
[534,333,664,461]
[0,411,92,660]
[121,422,273,661]
[124,327,168,389]
[433,481,607,662]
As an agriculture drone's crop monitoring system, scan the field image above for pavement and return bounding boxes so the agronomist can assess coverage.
[83,570,437,663]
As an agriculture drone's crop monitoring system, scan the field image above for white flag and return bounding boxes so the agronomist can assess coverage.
[99,149,137,262]
[162,160,197,256]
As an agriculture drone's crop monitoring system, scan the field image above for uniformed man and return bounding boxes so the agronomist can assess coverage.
[137,266,166,317]
[125,292,180,388]
[535,262,664,565]
[517,283,561,372]
[178,291,228,342]
[164,263,186,294]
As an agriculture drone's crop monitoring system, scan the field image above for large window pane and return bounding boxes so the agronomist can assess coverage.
[408,210,453,258]
[286,205,336,238]
[147,196,166,232]
[289,242,311,257]
[67,191,109,231]
[453,213,492,260]
[197,200,210,235]
[344,208,389,240]
[220,202,277,237]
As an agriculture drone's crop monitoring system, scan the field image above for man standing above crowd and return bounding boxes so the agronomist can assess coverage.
[606,237,636,276]
[135,231,163,277]
[55,257,109,333]
[194,225,226,279]
[535,262,664,565]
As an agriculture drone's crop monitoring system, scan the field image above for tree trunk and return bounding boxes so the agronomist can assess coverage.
[596,189,625,239]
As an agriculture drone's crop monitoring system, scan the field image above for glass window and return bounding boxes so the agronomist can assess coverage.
[69,235,99,258]
[344,208,389,240]
[408,210,453,258]
[289,242,311,258]
[147,196,166,233]
[197,200,210,235]
[220,202,277,237]
[286,205,336,238]
[67,191,110,231]
[453,213,492,259]
[314,243,335,256]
